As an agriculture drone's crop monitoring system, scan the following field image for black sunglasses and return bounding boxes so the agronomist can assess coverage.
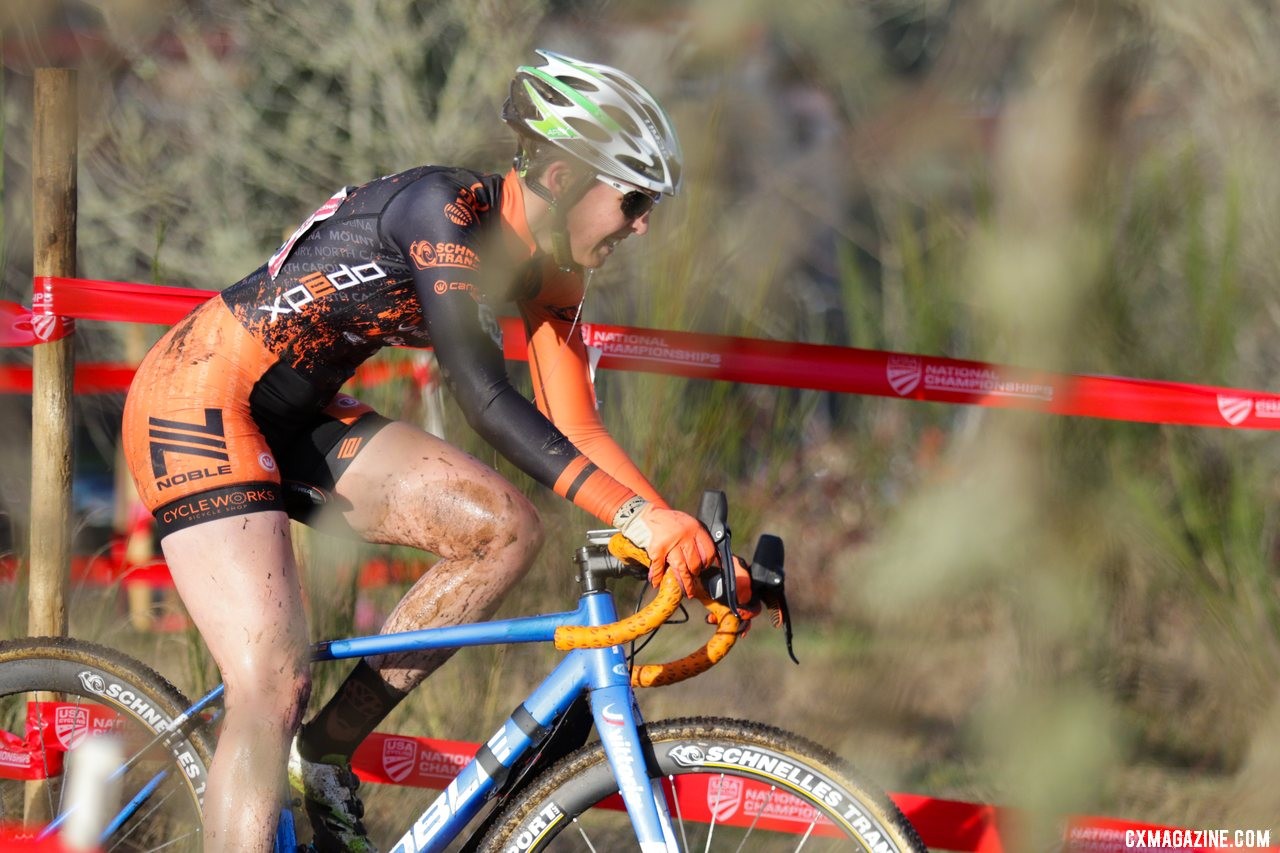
[597,176,660,220]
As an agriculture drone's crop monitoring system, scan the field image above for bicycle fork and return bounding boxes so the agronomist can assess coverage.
[576,585,680,853]
[588,681,681,853]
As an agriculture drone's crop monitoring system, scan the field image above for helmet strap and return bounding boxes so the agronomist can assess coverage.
[525,168,596,273]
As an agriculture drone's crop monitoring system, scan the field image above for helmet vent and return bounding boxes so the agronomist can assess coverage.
[618,154,658,180]
[601,71,636,92]
[602,105,640,137]
[559,75,599,93]
[567,116,612,143]
[529,77,573,107]
[638,104,665,136]
[505,87,541,123]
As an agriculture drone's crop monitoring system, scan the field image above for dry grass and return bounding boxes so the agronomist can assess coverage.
[3,0,1280,842]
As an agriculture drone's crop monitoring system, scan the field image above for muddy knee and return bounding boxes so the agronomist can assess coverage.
[223,656,312,731]
[502,488,544,565]
[432,481,543,568]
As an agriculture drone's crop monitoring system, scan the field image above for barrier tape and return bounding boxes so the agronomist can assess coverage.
[5,707,1272,852]
[1,299,73,345]
[0,361,424,394]
[0,547,432,592]
[11,275,1280,430]
[8,278,1277,845]
[0,362,135,394]
[0,825,82,852]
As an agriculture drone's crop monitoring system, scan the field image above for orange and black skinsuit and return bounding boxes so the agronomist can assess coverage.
[122,166,663,537]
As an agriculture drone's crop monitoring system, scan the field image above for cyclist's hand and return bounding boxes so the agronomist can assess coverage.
[613,498,715,597]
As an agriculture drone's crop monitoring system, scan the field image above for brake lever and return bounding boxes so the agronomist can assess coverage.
[769,592,798,664]
[748,534,798,664]
[699,533,799,664]
[697,491,740,620]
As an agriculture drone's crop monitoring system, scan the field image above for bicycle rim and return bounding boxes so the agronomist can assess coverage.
[0,637,210,852]
[480,717,925,853]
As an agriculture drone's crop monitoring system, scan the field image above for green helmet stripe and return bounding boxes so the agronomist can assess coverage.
[522,66,622,133]
[519,81,576,139]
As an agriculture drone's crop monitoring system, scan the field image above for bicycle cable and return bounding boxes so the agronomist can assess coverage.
[625,580,689,668]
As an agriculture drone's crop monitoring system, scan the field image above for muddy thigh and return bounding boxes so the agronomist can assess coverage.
[330,421,545,689]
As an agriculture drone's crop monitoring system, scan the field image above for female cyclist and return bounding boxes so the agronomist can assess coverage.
[122,50,734,852]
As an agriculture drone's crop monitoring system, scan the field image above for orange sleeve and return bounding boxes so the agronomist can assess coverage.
[521,272,668,511]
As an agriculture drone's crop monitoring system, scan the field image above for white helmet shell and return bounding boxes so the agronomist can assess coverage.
[503,49,683,196]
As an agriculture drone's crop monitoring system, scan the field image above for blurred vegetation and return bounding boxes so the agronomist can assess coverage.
[2,0,1280,843]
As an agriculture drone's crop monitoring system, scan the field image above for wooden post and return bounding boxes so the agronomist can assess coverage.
[25,69,77,825]
[28,67,78,640]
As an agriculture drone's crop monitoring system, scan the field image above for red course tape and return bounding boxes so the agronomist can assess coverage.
[11,276,1280,430]
[7,279,1277,846]
[8,712,1273,852]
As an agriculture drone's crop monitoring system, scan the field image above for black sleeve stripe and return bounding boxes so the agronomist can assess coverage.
[564,462,599,503]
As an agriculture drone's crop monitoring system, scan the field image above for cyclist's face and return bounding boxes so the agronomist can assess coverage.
[565,180,653,269]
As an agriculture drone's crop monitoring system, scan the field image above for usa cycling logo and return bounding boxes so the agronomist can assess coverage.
[1217,395,1252,426]
[55,706,91,750]
[707,776,744,822]
[381,737,418,784]
[887,355,923,396]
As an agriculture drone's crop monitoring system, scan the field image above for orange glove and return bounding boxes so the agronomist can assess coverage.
[613,498,716,597]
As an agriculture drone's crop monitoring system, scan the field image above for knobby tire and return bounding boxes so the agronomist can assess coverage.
[0,636,212,852]
[478,716,925,853]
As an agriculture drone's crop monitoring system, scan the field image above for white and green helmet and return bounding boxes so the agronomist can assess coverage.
[503,49,683,196]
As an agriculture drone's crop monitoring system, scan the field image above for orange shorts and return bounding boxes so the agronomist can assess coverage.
[122,298,389,538]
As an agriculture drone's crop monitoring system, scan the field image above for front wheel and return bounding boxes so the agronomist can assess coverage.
[0,636,212,852]
[479,716,925,852]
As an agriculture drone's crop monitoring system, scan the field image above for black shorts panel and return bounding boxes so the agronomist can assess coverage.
[272,407,393,492]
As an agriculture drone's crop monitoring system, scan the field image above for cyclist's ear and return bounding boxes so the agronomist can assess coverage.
[544,160,594,200]
[544,160,576,197]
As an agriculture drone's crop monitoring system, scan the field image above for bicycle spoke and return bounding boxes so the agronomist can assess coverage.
[112,833,200,853]
[107,781,183,851]
[703,774,727,853]
[570,817,598,852]
[731,784,772,853]
[667,775,690,853]
[25,698,68,824]
[794,817,818,851]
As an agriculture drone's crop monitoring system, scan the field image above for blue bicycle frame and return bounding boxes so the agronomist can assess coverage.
[71,569,682,853]
[304,586,679,853]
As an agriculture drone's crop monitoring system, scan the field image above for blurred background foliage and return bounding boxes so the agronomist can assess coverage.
[2,0,1279,843]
